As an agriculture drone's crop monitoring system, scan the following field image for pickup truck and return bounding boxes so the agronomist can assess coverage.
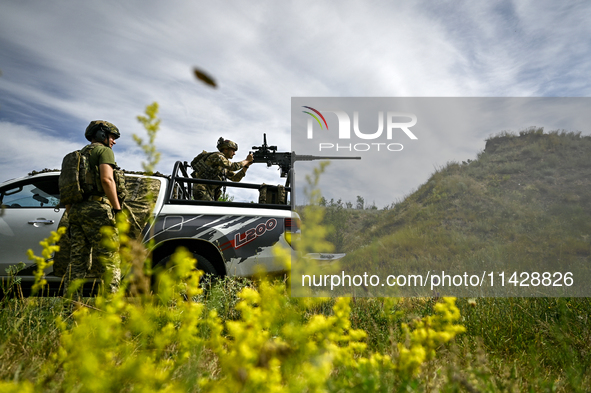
[0,161,297,295]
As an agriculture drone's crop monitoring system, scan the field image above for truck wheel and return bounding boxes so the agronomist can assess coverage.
[191,252,218,288]
[153,251,219,293]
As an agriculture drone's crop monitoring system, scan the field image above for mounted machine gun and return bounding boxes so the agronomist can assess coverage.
[250,134,361,187]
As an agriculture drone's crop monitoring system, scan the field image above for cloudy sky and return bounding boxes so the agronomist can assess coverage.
[1,1,590,207]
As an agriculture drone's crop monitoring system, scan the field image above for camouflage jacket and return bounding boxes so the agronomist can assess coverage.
[190,151,247,201]
[190,151,246,182]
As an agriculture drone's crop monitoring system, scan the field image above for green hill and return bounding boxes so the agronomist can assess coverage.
[315,128,591,297]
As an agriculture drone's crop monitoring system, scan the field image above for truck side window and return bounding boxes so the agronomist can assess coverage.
[1,179,60,208]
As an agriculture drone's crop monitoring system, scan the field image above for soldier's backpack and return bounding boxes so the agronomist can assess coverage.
[190,151,220,179]
[58,144,99,205]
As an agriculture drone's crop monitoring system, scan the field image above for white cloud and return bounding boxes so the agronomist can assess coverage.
[0,121,79,181]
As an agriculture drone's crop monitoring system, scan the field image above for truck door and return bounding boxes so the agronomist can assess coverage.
[0,175,64,274]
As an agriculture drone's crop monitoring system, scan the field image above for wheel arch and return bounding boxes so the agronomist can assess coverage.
[151,238,227,277]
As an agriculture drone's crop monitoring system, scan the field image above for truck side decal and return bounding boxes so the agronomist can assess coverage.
[221,218,277,250]
[152,214,284,265]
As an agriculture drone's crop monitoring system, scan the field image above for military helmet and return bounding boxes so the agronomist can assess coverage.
[85,120,121,142]
[217,137,238,152]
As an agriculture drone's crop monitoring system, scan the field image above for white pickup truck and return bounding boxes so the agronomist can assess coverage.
[0,161,298,295]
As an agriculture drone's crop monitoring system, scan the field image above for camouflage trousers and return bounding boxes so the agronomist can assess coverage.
[192,184,221,201]
[63,199,121,297]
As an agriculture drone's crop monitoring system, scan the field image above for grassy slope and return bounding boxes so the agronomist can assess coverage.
[312,128,591,389]
[324,129,591,276]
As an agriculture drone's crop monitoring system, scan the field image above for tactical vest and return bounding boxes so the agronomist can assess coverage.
[114,167,126,202]
[190,151,226,181]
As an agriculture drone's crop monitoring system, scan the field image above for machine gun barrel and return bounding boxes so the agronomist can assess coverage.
[294,154,361,162]
[250,133,361,179]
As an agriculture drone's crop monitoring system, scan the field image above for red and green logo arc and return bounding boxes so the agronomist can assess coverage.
[302,106,329,130]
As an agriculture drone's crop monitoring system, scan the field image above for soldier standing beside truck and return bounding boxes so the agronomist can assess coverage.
[62,120,125,298]
[190,137,253,201]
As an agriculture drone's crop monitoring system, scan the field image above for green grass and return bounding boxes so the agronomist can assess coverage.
[0,298,64,382]
[1,282,591,391]
[292,129,591,389]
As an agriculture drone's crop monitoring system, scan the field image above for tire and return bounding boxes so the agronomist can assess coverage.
[192,254,218,289]
[152,251,219,294]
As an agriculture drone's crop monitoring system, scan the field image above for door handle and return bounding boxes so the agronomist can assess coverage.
[28,219,55,225]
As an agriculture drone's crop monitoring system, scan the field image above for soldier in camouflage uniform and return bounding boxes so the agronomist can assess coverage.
[190,137,253,201]
[64,120,125,298]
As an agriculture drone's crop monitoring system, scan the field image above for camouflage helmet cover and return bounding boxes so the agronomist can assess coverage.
[85,120,121,142]
[217,137,238,152]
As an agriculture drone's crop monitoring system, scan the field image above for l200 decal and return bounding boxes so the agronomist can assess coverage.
[220,218,278,251]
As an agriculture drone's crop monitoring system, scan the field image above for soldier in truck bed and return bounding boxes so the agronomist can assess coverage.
[190,137,253,201]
